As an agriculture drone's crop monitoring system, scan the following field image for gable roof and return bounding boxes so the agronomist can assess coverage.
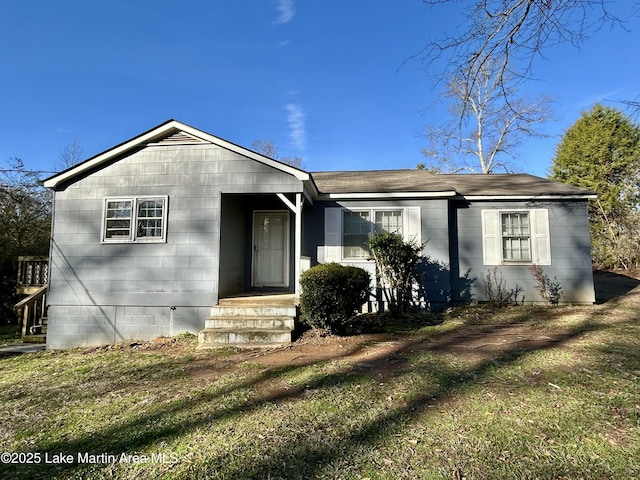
[42,120,595,201]
[310,170,596,199]
[43,119,311,189]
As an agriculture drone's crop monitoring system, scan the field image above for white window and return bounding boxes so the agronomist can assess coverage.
[375,210,403,235]
[105,200,133,240]
[336,208,420,260]
[103,196,168,243]
[343,210,373,258]
[319,207,420,261]
[342,209,404,258]
[501,212,531,261]
[482,209,550,265]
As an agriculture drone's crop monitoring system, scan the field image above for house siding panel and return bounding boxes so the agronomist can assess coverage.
[305,198,452,309]
[47,143,304,348]
[46,305,211,349]
[452,199,595,304]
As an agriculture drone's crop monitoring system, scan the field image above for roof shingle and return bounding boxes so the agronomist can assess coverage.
[310,170,595,198]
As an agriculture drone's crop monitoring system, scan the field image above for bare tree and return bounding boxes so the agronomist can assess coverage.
[422,62,553,173]
[57,138,84,171]
[618,96,640,116]
[1,158,52,321]
[251,139,278,159]
[418,0,625,119]
[251,139,303,169]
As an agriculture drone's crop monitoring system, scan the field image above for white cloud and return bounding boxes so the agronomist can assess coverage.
[286,103,306,150]
[273,0,295,24]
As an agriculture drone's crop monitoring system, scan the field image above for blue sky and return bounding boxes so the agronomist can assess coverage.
[1,1,639,178]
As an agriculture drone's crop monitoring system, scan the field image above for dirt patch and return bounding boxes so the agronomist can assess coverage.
[246,321,586,371]
[94,270,640,384]
[212,270,640,372]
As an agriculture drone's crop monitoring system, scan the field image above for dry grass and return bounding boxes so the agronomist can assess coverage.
[1,280,639,479]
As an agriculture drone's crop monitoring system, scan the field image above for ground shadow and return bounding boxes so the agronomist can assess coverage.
[2,281,638,479]
[593,269,640,303]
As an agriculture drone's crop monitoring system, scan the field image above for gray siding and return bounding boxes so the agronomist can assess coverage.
[304,198,451,308]
[46,305,211,349]
[452,199,595,304]
[47,143,303,348]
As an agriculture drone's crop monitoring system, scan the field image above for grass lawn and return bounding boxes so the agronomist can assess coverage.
[1,287,639,479]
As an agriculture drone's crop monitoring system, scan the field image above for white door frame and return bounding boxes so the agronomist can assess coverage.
[251,210,290,288]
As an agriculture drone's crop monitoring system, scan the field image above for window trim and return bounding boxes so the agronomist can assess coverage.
[481,208,550,266]
[500,211,532,263]
[341,207,407,261]
[102,196,168,243]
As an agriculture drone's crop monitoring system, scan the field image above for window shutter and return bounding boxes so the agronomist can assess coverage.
[405,207,422,244]
[531,209,551,265]
[324,207,341,263]
[482,210,500,265]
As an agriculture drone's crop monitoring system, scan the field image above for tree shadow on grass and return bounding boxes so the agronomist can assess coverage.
[593,269,640,304]
[1,295,637,479]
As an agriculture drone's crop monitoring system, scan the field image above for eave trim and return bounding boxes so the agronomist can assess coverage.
[462,194,597,200]
[316,191,457,200]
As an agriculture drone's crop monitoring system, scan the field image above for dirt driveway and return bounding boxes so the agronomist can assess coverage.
[158,269,637,381]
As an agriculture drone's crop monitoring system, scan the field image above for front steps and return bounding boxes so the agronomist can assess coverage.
[198,294,297,348]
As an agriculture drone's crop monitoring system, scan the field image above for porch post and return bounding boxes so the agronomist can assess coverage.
[294,193,302,298]
[277,193,304,299]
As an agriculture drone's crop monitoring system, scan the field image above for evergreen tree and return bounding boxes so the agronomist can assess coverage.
[550,104,640,269]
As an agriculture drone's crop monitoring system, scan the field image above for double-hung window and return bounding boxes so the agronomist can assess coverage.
[323,207,420,263]
[342,209,403,259]
[482,209,550,265]
[501,212,531,261]
[103,196,168,242]
[343,210,372,259]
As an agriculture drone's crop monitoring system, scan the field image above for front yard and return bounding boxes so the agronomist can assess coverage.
[1,272,639,479]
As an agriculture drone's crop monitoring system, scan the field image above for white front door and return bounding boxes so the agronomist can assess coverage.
[252,211,289,287]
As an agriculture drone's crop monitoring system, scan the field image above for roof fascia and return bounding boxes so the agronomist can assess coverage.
[44,120,180,188]
[44,120,310,189]
[462,194,597,200]
[317,191,457,200]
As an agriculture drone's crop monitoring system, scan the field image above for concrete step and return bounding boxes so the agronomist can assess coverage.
[218,293,296,307]
[22,334,46,344]
[198,328,292,348]
[200,294,298,348]
[205,316,295,330]
[210,305,297,317]
[28,318,47,336]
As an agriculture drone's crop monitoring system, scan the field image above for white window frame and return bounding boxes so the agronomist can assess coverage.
[482,208,550,266]
[102,196,168,243]
[342,209,374,259]
[501,211,532,262]
[339,207,419,261]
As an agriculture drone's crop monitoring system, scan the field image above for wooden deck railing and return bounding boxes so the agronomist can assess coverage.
[15,256,49,339]
[14,284,48,337]
[16,256,49,294]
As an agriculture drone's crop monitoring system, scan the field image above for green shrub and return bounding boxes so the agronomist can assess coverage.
[299,262,371,333]
[368,232,425,317]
